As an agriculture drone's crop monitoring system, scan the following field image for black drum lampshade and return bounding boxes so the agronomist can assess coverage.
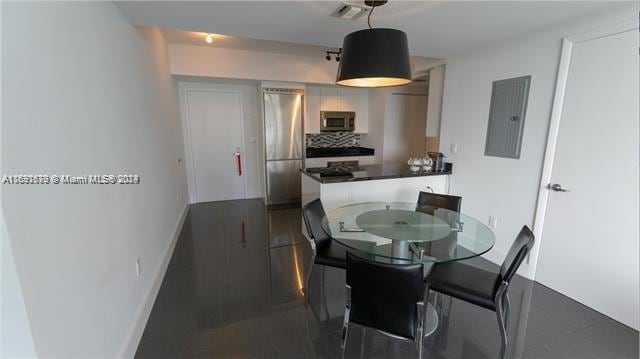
[336,28,412,87]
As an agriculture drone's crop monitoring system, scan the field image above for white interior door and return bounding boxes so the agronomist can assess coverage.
[185,89,246,203]
[536,29,639,329]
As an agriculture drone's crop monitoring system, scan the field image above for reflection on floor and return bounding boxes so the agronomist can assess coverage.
[135,199,638,359]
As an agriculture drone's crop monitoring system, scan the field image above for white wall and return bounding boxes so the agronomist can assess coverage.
[169,43,339,85]
[383,87,428,163]
[2,2,187,357]
[176,78,264,201]
[1,209,37,357]
[364,86,428,164]
[439,4,638,278]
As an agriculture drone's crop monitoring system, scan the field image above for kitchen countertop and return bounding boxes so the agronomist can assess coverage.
[301,163,452,184]
[306,146,374,158]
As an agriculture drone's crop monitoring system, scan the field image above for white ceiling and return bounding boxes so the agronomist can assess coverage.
[159,28,442,73]
[116,1,625,58]
[160,28,332,57]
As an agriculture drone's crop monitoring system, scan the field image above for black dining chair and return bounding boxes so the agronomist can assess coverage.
[342,252,428,358]
[424,225,535,358]
[414,192,463,261]
[301,199,349,302]
[416,191,462,212]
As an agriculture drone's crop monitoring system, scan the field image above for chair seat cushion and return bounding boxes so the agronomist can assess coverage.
[316,239,377,269]
[426,261,501,310]
[315,242,348,269]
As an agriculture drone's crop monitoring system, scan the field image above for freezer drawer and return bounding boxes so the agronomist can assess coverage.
[266,160,302,205]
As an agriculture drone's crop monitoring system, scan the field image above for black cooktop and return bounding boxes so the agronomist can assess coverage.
[303,165,362,178]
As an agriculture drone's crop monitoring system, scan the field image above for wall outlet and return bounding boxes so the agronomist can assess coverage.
[450,143,458,154]
[488,216,498,228]
[135,258,142,277]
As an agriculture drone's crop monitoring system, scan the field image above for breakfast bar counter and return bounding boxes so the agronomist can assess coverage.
[302,163,452,184]
[301,163,452,212]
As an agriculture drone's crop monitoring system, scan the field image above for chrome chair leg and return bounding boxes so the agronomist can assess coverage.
[359,328,366,359]
[502,292,511,325]
[416,301,425,359]
[341,285,352,350]
[496,295,508,359]
[321,266,332,320]
[304,249,316,305]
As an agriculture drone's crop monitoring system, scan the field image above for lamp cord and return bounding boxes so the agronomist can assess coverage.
[367,5,375,29]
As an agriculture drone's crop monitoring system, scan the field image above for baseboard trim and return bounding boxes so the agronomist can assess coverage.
[119,204,189,358]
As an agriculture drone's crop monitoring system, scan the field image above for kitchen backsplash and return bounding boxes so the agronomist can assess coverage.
[306,132,363,148]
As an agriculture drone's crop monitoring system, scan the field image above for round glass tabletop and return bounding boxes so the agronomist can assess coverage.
[322,202,495,263]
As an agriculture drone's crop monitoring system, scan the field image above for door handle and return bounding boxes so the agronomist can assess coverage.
[234,152,242,176]
[550,183,569,192]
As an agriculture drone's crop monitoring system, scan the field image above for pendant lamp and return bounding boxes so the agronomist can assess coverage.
[336,0,412,87]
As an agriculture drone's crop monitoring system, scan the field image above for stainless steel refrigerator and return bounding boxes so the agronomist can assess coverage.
[263,88,304,205]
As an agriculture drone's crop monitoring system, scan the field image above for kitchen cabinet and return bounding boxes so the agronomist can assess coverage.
[305,85,369,133]
[337,87,355,111]
[353,89,369,133]
[305,86,321,133]
[305,156,376,168]
[426,65,445,137]
[320,87,339,111]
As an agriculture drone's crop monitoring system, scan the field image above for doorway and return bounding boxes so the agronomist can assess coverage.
[180,85,247,203]
[534,25,639,329]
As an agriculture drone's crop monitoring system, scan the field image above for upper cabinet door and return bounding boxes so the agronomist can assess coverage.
[305,86,321,134]
[354,89,369,133]
[320,86,339,111]
[337,87,355,111]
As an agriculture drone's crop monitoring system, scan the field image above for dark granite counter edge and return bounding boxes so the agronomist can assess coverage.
[306,152,376,158]
[301,169,452,184]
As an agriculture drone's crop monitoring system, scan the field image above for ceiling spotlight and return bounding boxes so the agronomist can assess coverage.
[205,34,214,44]
[325,50,342,62]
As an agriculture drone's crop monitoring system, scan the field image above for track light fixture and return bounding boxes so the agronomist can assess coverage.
[325,50,342,62]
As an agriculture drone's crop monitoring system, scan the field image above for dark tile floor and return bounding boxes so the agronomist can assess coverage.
[136,199,638,359]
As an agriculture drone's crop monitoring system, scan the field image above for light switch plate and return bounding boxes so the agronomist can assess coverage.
[450,143,458,154]
[488,216,498,228]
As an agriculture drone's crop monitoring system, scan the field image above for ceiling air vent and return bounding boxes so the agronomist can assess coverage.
[331,1,371,20]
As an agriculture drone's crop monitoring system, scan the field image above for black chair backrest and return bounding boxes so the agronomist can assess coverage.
[346,253,425,340]
[302,199,331,249]
[417,191,462,212]
[499,226,535,284]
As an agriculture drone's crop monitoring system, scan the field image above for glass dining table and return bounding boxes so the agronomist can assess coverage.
[321,201,496,336]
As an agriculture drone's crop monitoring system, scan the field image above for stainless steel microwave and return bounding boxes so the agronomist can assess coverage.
[320,111,356,132]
